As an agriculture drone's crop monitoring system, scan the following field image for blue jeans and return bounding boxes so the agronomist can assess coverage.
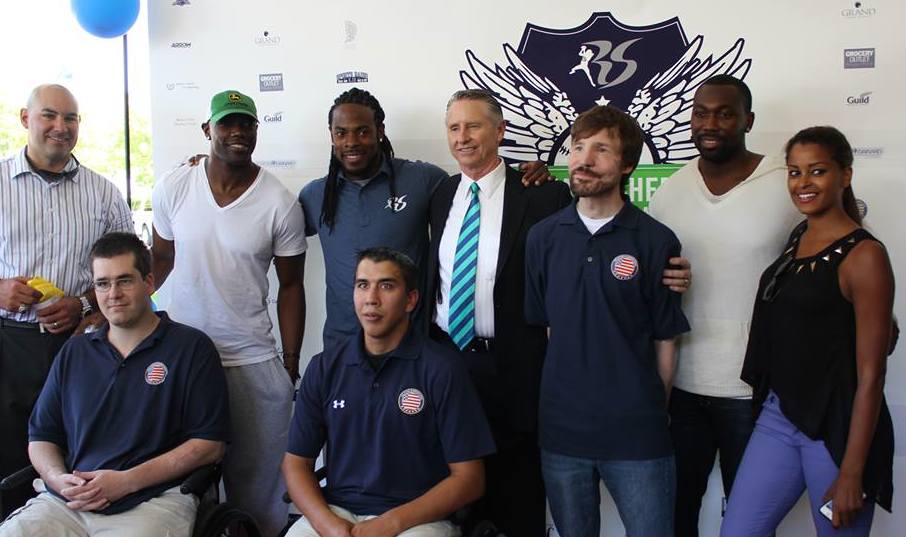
[669,388,756,536]
[541,450,675,537]
[720,392,875,537]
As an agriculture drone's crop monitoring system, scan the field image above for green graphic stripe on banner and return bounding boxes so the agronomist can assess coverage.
[547,164,685,211]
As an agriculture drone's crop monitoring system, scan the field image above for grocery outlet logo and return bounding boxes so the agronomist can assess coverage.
[843,48,875,69]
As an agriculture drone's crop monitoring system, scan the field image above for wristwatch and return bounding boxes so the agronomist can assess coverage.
[78,295,94,319]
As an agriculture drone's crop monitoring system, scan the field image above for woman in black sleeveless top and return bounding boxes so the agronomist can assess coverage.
[720,127,894,537]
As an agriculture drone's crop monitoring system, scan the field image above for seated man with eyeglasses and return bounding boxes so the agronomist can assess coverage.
[0,232,230,537]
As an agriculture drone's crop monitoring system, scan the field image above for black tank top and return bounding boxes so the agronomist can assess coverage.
[742,221,894,511]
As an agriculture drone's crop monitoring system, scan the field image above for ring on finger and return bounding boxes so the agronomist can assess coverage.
[52,321,60,328]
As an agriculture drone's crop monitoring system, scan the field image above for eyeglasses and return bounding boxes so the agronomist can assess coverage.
[93,276,138,293]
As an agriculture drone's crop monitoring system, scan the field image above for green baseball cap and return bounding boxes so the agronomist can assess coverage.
[209,90,258,124]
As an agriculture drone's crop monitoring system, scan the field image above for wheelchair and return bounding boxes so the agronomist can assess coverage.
[278,467,504,537]
[0,463,260,537]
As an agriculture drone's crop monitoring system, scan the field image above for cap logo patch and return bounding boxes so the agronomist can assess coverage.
[228,93,241,102]
[610,254,639,280]
[398,388,425,415]
[145,362,168,385]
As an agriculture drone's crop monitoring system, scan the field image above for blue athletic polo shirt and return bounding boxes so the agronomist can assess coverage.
[525,201,690,460]
[299,157,447,349]
[28,312,231,514]
[288,327,495,516]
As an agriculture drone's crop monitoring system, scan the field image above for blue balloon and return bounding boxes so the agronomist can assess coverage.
[71,0,140,39]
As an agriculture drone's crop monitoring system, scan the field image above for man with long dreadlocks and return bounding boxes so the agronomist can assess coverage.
[299,88,552,351]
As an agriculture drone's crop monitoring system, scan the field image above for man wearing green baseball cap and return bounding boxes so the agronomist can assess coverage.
[208,90,258,124]
[152,89,308,536]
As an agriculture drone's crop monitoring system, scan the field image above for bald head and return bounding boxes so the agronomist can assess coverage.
[26,84,78,112]
[21,84,80,171]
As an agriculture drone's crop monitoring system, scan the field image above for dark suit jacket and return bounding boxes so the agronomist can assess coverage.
[426,166,572,435]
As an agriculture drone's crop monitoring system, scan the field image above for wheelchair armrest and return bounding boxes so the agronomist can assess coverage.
[0,466,39,491]
[179,463,222,496]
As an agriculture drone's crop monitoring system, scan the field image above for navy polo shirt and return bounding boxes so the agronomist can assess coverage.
[288,327,495,516]
[28,312,231,514]
[299,157,447,349]
[525,201,689,460]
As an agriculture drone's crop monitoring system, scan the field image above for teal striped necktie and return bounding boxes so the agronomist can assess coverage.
[448,182,480,349]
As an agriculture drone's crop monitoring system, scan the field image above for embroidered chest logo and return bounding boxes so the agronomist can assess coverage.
[398,388,425,415]
[145,362,168,386]
[332,399,345,409]
[610,254,639,280]
[384,194,408,213]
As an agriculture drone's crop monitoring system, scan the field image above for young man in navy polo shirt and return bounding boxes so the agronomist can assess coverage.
[0,232,230,537]
[283,247,495,537]
[525,105,690,537]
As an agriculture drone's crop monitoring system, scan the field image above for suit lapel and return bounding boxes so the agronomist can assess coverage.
[435,175,461,244]
[496,168,527,279]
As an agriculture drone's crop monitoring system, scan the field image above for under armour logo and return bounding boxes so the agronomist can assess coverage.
[384,194,408,213]
[332,400,345,409]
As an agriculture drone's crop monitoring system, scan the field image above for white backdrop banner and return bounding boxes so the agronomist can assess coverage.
[148,1,906,535]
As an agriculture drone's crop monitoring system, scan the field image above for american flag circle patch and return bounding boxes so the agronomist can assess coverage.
[398,388,425,415]
[610,254,639,280]
[145,362,168,386]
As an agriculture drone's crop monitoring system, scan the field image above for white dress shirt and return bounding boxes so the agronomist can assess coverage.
[0,149,133,322]
[435,159,506,338]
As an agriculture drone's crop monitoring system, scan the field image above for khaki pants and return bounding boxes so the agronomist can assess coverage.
[284,504,460,537]
[0,486,197,537]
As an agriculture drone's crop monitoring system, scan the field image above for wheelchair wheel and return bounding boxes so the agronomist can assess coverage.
[194,503,261,537]
[468,520,500,537]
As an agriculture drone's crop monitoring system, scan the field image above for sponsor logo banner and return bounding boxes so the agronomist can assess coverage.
[166,82,199,91]
[337,71,369,84]
[841,1,876,18]
[843,48,875,69]
[259,73,284,92]
[846,91,872,105]
[853,146,883,158]
[259,159,298,169]
[255,30,281,47]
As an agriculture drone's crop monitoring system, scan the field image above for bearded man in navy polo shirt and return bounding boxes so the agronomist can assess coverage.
[283,247,495,537]
[0,232,230,537]
[525,105,690,537]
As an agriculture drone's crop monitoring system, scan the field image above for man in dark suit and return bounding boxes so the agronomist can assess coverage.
[426,89,572,537]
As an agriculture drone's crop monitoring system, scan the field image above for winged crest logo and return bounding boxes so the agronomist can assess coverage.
[460,13,752,167]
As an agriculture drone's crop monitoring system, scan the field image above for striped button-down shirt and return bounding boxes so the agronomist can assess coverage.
[0,148,133,322]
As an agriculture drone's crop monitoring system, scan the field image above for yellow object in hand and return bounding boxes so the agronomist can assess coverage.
[27,277,65,302]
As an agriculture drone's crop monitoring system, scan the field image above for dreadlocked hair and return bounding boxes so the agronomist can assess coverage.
[322,87,397,230]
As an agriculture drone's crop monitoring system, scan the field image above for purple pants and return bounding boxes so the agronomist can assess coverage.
[720,392,875,537]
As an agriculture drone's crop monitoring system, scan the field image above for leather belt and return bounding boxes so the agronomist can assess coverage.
[430,323,495,353]
[463,336,495,353]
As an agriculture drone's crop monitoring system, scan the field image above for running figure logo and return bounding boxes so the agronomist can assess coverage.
[459,12,752,166]
[385,194,408,213]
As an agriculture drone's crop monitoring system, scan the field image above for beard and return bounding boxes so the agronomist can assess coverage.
[693,131,746,164]
[569,169,621,198]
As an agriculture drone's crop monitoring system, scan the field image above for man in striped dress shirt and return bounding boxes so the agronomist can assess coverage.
[0,84,133,516]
